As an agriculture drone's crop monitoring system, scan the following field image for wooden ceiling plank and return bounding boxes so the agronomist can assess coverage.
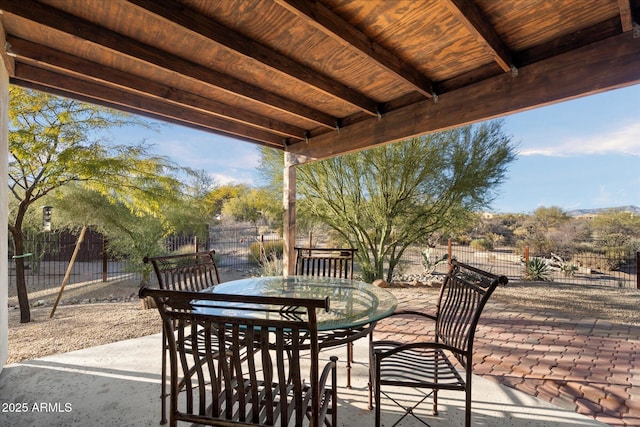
[6,36,305,139]
[12,62,287,147]
[513,17,623,68]
[2,0,337,129]
[273,0,435,98]
[288,32,640,161]
[442,0,512,72]
[618,0,634,32]
[129,0,379,117]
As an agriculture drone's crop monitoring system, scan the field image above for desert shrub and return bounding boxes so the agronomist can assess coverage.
[456,235,473,246]
[570,251,621,272]
[258,256,283,276]
[485,232,505,246]
[249,240,283,265]
[470,238,493,251]
[526,257,552,281]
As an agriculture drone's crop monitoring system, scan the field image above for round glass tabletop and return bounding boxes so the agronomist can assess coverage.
[204,276,397,331]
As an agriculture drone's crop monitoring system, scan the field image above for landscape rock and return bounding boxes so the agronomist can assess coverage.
[373,279,389,288]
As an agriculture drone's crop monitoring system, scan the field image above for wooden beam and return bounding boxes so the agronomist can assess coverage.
[7,37,305,140]
[129,0,379,117]
[0,19,14,76]
[14,77,282,149]
[13,63,287,148]
[288,32,640,161]
[2,0,338,129]
[273,0,435,98]
[442,0,512,72]
[619,0,634,32]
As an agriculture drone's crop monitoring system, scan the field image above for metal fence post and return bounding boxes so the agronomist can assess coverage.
[636,251,640,289]
[102,236,108,282]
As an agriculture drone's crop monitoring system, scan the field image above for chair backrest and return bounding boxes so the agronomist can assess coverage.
[435,260,508,369]
[295,247,357,279]
[143,250,221,291]
[139,287,329,427]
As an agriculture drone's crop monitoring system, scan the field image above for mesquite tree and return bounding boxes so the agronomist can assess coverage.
[261,121,516,282]
[8,86,176,322]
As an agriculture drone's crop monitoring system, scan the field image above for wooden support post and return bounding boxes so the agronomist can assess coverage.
[283,152,297,276]
[50,225,87,318]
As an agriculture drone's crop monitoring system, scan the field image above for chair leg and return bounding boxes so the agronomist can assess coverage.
[374,356,381,427]
[433,389,438,416]
[161,332,168,424]
[346,341,353,388]
[375,385,381,427]
[331,356,338,427]
[465,386,472,427]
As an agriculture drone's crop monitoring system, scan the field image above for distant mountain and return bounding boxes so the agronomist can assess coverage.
[566,205,640,217]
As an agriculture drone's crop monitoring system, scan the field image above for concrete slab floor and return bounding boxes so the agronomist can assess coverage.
[0,334,607,426]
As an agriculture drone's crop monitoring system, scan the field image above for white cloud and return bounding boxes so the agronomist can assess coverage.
[519,122,640,157]
[210,171,254,186]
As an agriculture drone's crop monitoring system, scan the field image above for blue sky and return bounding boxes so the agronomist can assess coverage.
[112,84,640,214]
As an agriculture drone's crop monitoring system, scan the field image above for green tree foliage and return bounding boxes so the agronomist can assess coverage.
[169,169,219,240]
[8,86,177,322]
[205,183,245,219]
[514,206,571,254]
[590,209,640,251]
[52,186,169,284]
[255,146,287,230]
[296,121,516,281]
[221,186,276,226]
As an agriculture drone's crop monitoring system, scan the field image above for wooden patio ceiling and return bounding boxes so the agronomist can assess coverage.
[1,0,639,163]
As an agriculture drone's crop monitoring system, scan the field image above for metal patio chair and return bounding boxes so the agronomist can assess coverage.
[294,247,362,388]
[369,260,508,427]
[143,250,222,424]
[139,287,338,427]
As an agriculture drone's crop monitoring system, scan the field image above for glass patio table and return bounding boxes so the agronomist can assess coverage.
[198,275,398,387]
[199,276,397,331]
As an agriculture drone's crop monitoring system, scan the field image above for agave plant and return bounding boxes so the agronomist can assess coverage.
[551,253,578,277]
[421,248,449,275]
[526,257,552,281]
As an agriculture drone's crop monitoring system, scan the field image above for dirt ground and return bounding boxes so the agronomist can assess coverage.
[6,272,640,364]
[6,276,161,364]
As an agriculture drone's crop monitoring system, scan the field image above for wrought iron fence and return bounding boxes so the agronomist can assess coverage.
[8,228,639,289]
[393,244,639,288]
[8,230,141,290]
[8,227,283,289]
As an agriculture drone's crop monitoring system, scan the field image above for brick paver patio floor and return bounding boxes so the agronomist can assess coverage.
[375,288,640,427]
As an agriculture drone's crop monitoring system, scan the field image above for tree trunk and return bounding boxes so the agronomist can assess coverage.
[12,230,31,323]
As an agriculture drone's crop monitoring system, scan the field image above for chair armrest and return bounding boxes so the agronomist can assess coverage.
[372,341,464,360]
[389,310,436,321]
[319,355,338,390]
[318,355,338,426]
[370,310,436,337]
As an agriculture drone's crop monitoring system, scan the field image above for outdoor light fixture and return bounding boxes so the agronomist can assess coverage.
[42,206,53,232]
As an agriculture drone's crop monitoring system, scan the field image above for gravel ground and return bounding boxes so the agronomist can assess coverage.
[6,276,161,364]
[7,274,640,364]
